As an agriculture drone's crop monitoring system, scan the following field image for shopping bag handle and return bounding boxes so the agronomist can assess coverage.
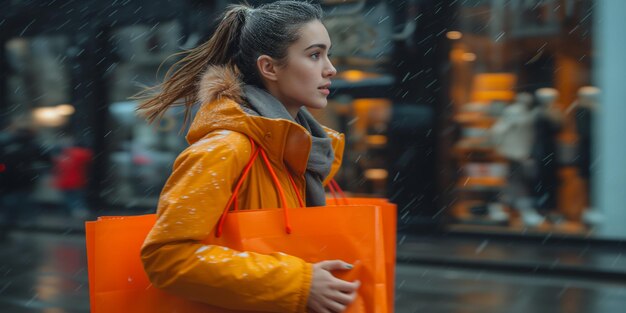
[328,179,349,205]
[216,138,303,237]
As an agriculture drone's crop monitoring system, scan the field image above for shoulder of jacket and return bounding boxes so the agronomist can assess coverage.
[192,130,249,147]
[176,130,252,166]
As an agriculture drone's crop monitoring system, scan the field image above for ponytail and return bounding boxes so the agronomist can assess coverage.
[134,4,250,127]
[133,1,323,128]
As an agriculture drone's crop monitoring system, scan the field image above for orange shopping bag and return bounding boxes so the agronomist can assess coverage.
[326,180,397,313]
[86,140,392,313]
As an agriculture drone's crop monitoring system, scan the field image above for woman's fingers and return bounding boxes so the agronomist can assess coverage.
[309,260,360,313]
[328,290,357,305]
[319,260,352,271]
[325,300,347,313]
[333,278,360,293]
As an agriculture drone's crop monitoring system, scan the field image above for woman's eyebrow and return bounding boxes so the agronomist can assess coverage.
[304,43,332,51]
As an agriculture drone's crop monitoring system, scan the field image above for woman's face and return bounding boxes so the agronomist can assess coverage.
[271,20,337,115]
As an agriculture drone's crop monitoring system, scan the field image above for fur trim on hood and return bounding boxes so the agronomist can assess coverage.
[197,65,244,105]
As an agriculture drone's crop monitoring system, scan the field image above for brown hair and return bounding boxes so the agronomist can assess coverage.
[133,1,323,127]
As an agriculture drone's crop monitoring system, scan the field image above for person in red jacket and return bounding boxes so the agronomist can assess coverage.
[52,141,93,218]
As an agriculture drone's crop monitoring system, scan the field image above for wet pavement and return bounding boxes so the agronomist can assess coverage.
[395,264,626,313]
[0,231,89,312]
[1,225,626,312]
[397,234,626,281]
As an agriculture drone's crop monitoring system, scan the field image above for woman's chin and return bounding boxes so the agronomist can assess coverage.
[305,99,328,110]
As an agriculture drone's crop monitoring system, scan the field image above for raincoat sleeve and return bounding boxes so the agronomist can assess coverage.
[140,134,312,313]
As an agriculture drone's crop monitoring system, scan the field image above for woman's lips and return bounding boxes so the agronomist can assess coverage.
[318,83,331,96]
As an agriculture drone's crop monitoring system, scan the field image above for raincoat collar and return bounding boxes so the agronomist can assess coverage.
[243,85,334,206]
[186,65,317,176]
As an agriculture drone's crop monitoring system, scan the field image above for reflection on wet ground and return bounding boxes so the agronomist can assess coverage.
[0,232,89,312]
[0,230,625,312]
[396,265,626,313]
[397,235,626,278]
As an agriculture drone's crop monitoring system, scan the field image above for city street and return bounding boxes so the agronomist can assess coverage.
[2,1,626,312]
[1,227,625,312]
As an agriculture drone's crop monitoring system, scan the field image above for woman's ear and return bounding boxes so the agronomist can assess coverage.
[257,55,279,82]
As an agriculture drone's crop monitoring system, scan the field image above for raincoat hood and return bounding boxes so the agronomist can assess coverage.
[187,65,344,179]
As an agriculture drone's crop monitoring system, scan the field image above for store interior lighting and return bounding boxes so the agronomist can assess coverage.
[336,70,381,82]
[56,104,75,116]
[32,104,75,127]
[446,31,463,40]
[462,52,477,62]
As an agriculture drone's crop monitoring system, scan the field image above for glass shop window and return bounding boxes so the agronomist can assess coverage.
[104,21,187,208]
[442,0,596,235]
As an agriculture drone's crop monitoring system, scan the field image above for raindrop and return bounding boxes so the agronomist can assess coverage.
[475,240,488,254]
[0,282,12,294]
[401,72,411,83]
[398,235,406,245]
[494,31,505,42]
[611,253,622,267]
[393,172,400,182]
[74,283,84,292]
[20,19,36,36]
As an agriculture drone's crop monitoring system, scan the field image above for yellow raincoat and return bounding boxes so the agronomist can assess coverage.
[141,65,345,312]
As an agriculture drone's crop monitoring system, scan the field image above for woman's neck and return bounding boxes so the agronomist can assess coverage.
[263,84,300,119]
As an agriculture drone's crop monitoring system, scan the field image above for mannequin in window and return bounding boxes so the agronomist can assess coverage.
[491,92,542,226]
[532,88,564,215]
[567,86,602,225]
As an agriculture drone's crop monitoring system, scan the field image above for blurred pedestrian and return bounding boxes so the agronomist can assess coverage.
[52,137,93,219]
[134,2,358,312]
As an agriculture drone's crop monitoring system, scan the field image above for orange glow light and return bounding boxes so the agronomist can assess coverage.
[340,70,368,82]
[447,31,463,40]
[462,52,476,62]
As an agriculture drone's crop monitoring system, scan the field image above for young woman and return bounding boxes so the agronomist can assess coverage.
[136,1,359,312]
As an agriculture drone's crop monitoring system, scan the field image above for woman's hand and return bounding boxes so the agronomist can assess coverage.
[306,260,361,313]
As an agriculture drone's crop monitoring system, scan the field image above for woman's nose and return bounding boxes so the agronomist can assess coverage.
[324,62,337,78]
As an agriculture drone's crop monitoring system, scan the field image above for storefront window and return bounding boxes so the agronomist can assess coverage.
[104,21,187,208]
[4,35,74,205]
[442,0,597,235]
[3,0,623,242]
[323,0,396,195]
[5,35,73,133]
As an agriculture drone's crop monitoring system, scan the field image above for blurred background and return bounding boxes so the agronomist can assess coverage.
[1,0,626,312]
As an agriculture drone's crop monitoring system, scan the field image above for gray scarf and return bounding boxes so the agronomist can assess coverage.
[242,85,333,206]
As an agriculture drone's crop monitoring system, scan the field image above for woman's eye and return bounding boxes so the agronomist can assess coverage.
[311,52,320,60]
